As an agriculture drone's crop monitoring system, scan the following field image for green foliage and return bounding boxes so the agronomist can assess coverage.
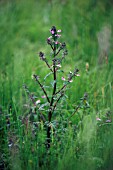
[0,0,113,169]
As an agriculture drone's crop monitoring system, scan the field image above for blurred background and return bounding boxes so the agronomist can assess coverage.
[0,0,113,114]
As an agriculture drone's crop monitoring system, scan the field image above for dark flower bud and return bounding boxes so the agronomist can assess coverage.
[52,58,57,64]
[74,68,79,75]
[68,72,73,82]
[47,38,51,45]
[50,26,57,35]
[60,42,66,50]
[62,49,68,59]
[83,92,88,100]
[39,52,45,61]
[64,49,68,55]
[33,74,39,80]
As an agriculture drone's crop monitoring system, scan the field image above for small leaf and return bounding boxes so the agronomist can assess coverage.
[51,80,57,87]
[39,102,49,110]
[44,72,53,80]
[57,70,64,73]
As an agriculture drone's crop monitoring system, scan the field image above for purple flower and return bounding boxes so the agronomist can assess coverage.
[106,119,111,123]
[51,30,54,34]
[57,29,61,32]
[56,64,61,68]
[35,100,41,105]
[69,79,73,83]
[62,77,66,81]
[41,95,46,98]
[55,34,61,37]
[55,41,59,44]
[96,117,101,121]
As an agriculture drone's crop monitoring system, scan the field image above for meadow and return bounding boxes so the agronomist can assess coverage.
[0,0,113,169]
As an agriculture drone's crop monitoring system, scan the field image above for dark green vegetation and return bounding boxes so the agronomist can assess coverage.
[0,0,113,170]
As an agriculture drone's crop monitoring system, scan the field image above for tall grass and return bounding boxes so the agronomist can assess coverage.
[0,0,113,169]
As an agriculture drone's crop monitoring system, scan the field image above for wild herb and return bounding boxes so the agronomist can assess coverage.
[24,26,88,149]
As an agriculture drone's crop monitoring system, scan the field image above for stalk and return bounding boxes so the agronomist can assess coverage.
[47,43,56,148]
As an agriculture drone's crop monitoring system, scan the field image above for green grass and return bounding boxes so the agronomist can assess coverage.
[0,0,113,169]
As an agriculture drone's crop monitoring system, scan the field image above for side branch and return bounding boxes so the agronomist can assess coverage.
[55,84,67,95]
[68,105,80,120]
[55,48,61,57]
[45,59,53,72]
[55,74,75,95]
[49,43,54,51]
[52,93,64,112]
[33,74,50,103]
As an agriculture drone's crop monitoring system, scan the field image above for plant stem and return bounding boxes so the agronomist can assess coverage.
[47,44,57,148]
[48,45,57,122]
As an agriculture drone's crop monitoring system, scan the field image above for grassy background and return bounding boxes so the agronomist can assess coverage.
[0,0,113,169]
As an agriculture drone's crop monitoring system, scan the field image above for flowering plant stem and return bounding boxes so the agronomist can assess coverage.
[47,42,57,148]
[25,26,80,149]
